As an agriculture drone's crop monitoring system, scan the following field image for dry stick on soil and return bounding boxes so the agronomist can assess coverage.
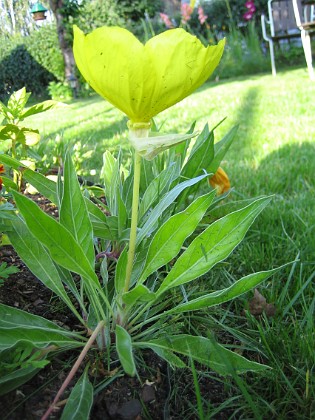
[41,320,106,420]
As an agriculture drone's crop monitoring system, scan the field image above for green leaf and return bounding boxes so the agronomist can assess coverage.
[21,168,58,203]
[116,325,137,376]
[122,284,156,306]
[7,87,31,119]
[181,124,214,179]
[139,161,180,221]
[139,191,216,283]
[61,368,93,420]
[20,100,62,120]
[6,217,84,321]
[23,128,41,146]
[158,196,271,294]
[145,345,186,369]
[0,176,18,190]
[139,335,268,375]
[0,262,19,279]
[117,187,128,236]
[137,173,209,245]
[168,121,196,167]
[0,304,82,336]
[0,328,81,352]
[140,157,155,191]
[12,191,99,286]
[90,214,119,241]
[0,304,83,352]
[101,150,116,203]
[208,125,238,174]
[166,266,286,314]
[0,101,13,121]
[0,154,118,241]
[114,248,128,295]
[60,153,94,267]
[0,124,40,145]
[0,153,25,170]
[0,364,42,396]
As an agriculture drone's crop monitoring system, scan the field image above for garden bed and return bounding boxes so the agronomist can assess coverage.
[0,247,233,419]
[0,195,234,420]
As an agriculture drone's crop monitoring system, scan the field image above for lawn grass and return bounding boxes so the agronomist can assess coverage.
[23,67,315,417]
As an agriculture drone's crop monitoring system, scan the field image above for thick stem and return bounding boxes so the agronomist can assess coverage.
[124,151,142,293]
[41,320,105,420]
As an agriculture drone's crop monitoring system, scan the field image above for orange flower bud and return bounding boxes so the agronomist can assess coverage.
[209,167,230,194]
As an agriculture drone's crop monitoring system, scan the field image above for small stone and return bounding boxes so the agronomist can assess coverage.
[116,399,142,419]
[141,384,155,403]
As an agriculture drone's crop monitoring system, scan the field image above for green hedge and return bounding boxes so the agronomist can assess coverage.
[0,25,64,100]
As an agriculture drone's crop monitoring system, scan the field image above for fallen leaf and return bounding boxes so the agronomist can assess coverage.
[248,289,276,318]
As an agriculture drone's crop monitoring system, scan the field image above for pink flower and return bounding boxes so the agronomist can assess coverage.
[245,1,256,13]
[181,3,193,24]
[198,6,208,25]
[243,0,256,20]
[243,11,254,20]
[160,13,173,29]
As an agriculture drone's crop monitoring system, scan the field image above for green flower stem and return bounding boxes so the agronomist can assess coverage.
[123,121,151,294]
[124,151,142,293]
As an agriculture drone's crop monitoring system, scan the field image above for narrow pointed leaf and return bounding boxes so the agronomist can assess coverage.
[0,304,83,338]
[20,100,62,120]
[12,192,99,286]
[61,369,93,420]
[60,153,94,267]
[116,325,137,376]
[0,365,42,396]
[208,125,238,174]
[139,161,180,221]
[166,266,286,314]
[137,173,209,244]
[122,284,156,306]
[158,197,271,294]
[115,248,128,294]
[139,335,268,376]
[0,305,83,351]
[139,191,216,283]
[6,218,83,321]
[181,124,214,179]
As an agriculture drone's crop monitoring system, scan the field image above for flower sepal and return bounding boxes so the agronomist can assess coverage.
[129,129,198,161]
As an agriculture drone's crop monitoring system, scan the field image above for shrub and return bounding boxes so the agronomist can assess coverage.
[0,25,63,100]
[47,81,72,100]
[25,24,65,82]
[0,42,55,100]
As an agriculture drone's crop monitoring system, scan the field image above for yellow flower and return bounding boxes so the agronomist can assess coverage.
[73,26,225,123]
[209,167,230,194]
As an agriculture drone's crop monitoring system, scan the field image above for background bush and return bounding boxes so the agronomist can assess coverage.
[0,24,63,101]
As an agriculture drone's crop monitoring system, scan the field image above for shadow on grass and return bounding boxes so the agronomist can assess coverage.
[230,140,315,272]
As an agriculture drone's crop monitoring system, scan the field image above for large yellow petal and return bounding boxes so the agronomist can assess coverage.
[73,25,152,121]
[73,26,225,122]
[144,29,225,121]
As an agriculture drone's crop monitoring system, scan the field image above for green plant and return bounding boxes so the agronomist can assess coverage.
[48,81,73,101]
[0,123,285,416]
[0,262,19,286]
[0,26,290,418]
[215,23,270,79]
[0,87,60,188]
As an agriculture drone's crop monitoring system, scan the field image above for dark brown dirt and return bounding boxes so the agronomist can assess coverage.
[0,195,234,420]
